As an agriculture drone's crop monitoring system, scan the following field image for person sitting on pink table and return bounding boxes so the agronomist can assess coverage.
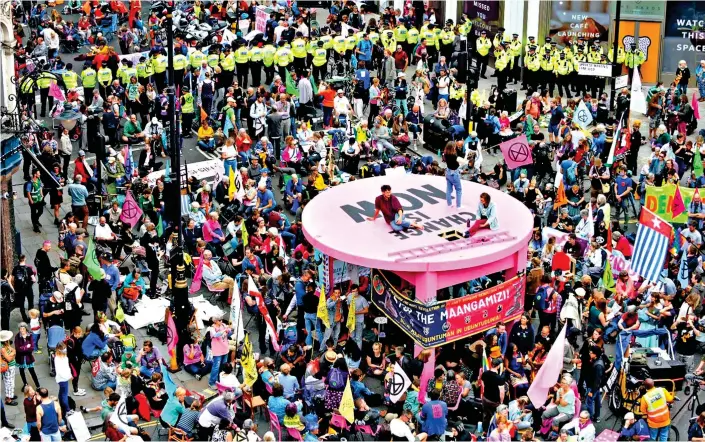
[468,192,499,237]
[367,184,424,232]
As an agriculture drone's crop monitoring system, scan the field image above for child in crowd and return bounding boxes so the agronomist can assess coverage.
[29,309,42,354]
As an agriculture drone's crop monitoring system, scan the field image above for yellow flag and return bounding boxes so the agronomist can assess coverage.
[228,168,235,200]
[346,294,356,332]
[339,379,355,423]
[241,224,249,247]
[240,334,258,388]
[317,287,330,328]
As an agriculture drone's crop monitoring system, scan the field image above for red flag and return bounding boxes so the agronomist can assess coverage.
[606,226,613,252]
[165,307,178,354]
[693,93,701,120]
[248,275,281,351]
[672,185,686,218]
[189,253,204,294]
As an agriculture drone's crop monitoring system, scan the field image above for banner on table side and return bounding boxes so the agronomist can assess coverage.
[371,270,525,348]
[644,184,702,223]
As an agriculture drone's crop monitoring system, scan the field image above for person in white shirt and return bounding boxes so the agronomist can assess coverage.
[218,362,242,397]
[250,95,267,138]
[296,17,309,37]
[390,410,428,442]
[575,209,593,239]
[273,21,287,43]
[561,411,596,442]
[222,23,238,45]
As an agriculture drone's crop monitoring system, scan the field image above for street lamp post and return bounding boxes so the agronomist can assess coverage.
[609,0,622,117]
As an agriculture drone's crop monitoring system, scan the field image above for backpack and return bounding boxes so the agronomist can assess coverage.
[535,285,551,311]
[12,265,30,288]
[566,162,577,185]
[328,368,346,390]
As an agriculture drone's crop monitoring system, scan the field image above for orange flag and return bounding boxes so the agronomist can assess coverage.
[200,107,208,122]
[606,226,613,252]
[553,181,568,210]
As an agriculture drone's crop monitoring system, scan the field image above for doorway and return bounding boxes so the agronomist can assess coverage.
[615,20,662,84]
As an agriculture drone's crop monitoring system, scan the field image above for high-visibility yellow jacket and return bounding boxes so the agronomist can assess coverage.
[62,71,78,89]
[262,45,276,67]
[97,67,113,86]
[476,37,492,56]
[394,25,407,43]
[81,68,97,87]
[291,38,307,58]
[274,47,292,66]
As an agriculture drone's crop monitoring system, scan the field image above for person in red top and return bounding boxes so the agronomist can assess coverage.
[317,82,337,128]
[613,231,632,258]
[393,45,408,71]
[73,150,93,184]
[367,184,423,232]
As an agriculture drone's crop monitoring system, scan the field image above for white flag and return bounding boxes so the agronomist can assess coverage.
[235,171,245,202]
[215,161,226,186]
[575,100,593,129]
[554,169,564,189]
[630,67,648,115]
[587,203,595,238]
[389,362,412,403]
[606,118,623,166]
[229,278,245,344]
[109,395,132,434]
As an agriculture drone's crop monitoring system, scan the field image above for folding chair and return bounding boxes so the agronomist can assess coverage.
[268,411,282,441]
[241,389,266,420]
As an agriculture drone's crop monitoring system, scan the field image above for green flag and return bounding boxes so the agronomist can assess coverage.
[164,159,171,183]
[157,212,164,237]
[602,257,616,293]
[311,78,318,95]
[85,238,103,280]
[695,148,704,178]
[285,69,299,98]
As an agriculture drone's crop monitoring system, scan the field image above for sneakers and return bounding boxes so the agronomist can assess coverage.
[34,350,42,355]
[74,389,86,396]
[195,374,202,381]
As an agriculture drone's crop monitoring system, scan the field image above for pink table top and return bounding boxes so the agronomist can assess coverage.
[302,175,533,272]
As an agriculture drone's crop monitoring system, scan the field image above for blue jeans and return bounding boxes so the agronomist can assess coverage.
[649,425,669,441]
[323,106,333,127]
[224,159,238,178]
[304,313,317,346]
[584,387,601,420]
[40,431,62,442]
[351,321,364,348]
[197,139,215,151]
[445,169,462,207]
[58,381,69,413]
[281,230,296,249]
[32,333,40,351]
[238,151,250,165]
[92,379,116,391]
[390,218,412,232]
[140,365,160,379]
[209,354,228,386]
[395,98,408,116]
[184,361,213,377]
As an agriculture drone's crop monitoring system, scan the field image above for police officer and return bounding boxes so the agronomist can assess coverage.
[395,21,409,58]
[190,45,206,71]
[20,74,36,118]
[262,40,277,85]
[508,33,522,85]
[476,30,492,79]
[180,86,195,138]
[235,42,251,87]
[136,56,152,87]
[381,29,396,56]
[541,37,553,57]
[587,43,602,99]
[625,43,646,82]
[495,42,510,92]
[151,50,167,91]
[540,50,555,95]
[554,51,573,99]
[97,61,113,100]
[220,44,236,92]
[81,62,97,98]
[573,44,588,96]
[312,41,327,82]
[522,36,537,90]
[407,25,420,58]
[422,24,438,66]
[306,35,318,71]
[608,44,626,68]
[291,32,307,75]
[274,40,292,80]
[61,62,79,93]
[524,45,540,93]
[207,45,220,71]
[37,66,57,117]
[345,29,357,66]
[440,22,455,64]
[333,30,347,71]
[249,41,264,88]
[173,49,188,91]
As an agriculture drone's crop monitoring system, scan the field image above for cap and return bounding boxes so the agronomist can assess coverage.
[498,27,505,32]
[151,117,158,124]
[337,89,344,93]
[0,331,13,342]
[78,150,86,156]
[243,419,254,430]
[480,30,487,34]
[545,37,551,42]
[268,227,279,236]
[528,36,535,40]
[261,168,270,173]
[227,97,235,103]
[529,45,537,50]
[512,33,518,37]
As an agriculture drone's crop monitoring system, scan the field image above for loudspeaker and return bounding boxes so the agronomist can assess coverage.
[646,357,687,391]
[499,89,517,113]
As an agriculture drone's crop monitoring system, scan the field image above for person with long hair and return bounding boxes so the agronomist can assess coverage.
[443,142,462,208]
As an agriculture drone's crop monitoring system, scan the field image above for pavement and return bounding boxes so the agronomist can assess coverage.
[6,4,705,440]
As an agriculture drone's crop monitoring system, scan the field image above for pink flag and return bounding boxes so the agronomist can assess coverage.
[248,275,281,351]
[672,185,686,218]
[189,253,204,294]
[165,307,179,354]
[499,134,533,170]
[693,93,701,120]
[119,191,143,227]
[49,82,66,102]
[527,324,567,407]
